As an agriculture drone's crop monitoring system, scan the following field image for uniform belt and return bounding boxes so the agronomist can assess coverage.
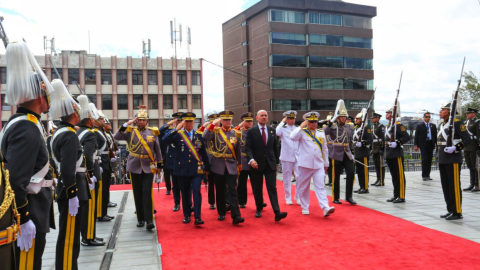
[212,152,233,158]
[101,151,109,155]
[331,142,349,146]
[373,139,383,142]
[42,179,54,188]
[438,142,447,146]
[77,167,86,173]
[129,153,151,159]
[94,156,100,160]
[0,222,18,247]
[241,153,247,157]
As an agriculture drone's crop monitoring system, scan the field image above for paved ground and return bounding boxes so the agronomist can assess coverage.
[41,168,480,269]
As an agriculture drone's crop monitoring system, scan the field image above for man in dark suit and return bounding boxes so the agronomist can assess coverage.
[414,112,437,180]
[245,110,287,222]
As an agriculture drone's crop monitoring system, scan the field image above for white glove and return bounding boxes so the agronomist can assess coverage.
[388,142,397,148]
[98,159,102,164]
[115,150,120,154]
[53,178,58,185]
[69,197,79,216]
[17,220,36,252]
[91,175,97,183]
[100,167,103,173]
[444,146,456,154]
[89,181,95,191]
[111,158,116,163]
[123,123,128,128]
[355,142,362,147]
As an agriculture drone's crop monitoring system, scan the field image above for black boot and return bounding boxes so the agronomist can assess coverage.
[371,180,380,186]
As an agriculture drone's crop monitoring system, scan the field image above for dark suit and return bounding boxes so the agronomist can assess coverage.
[414,122,437,178]
[245,124,281,213]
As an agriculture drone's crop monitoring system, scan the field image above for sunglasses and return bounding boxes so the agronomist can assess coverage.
[424,116,431,118]
[308,120,317,123]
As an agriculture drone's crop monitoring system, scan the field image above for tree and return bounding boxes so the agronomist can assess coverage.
[459,71,480,120]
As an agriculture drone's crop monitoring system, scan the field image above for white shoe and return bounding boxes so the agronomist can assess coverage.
[302,209,309,215]
[286,200,293,205]
[323,206,335,217]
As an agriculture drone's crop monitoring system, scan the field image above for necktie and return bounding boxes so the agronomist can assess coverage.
[426,124,431,140]
[187,131,192,140]
[261,127,266,145]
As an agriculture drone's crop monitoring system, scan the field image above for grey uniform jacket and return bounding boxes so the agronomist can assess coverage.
[203,126,242,175]
[323,123,354,162]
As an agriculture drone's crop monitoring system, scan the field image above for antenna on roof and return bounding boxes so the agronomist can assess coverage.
[170,18,184,59]
[142,39,151,58]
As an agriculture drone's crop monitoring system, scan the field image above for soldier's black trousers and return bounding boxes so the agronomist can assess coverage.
[464,151,478,186]
[130,172,154,223]
[237,170,252,205]
[16,232,46,270]
[80,192,96,241]
[101,168,112,217]
[355,156,370,190]
[164,168,181,206]
[55,199,81,270]
[439,163,462,214]
[178,174,203,219]
[420,141,434,178]
[327,158,333,184]
[163,167,172,192]
[331,153,355,201]
[214,169,241,218]
[207,172,216,205]
[0,239,14,270]
[386,156,406,199]
[373,153,385,185]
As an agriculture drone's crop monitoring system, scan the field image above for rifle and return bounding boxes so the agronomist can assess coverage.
[446,57,466,147]
[355,87,377,144]
[388,72,403,143]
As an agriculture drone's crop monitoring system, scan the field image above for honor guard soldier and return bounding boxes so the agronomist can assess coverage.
[114,106,163,230]
[75,96,104,247]
[234,112,254,208]
[462,108,480,191]
[291,112,335,217]
[0,41,54,270]
[384,104,410,203]
[438,102,471,220]
[276,111,299,205]
[49,81,85,268]
[203,111,245,224]
[353,109,373,194]
[371,112,385,186]
[102,117,119,207]
[162,112,210,225]
[323,100,356,205]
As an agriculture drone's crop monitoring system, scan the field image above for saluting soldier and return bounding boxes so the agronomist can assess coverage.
[162,112,210,225]
[276,111,299,205]
[371,112,385,186]
[0,41,54,270]
[49,81,85,268]
[199,113,219,210]
[437,102,471,220]
[234,112,254,208]
[384,105,410,203]
[462,108,479,191]
[203,111,245,224]
[291,112,335,217]
[114,106,163,230]
[353,110,373,194]
[323,100,356,205]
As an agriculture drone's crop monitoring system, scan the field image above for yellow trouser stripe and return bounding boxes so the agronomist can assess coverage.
[332,160,335,200]
[88,189,95,239]
[19,238,35,270]
[97,180,103,218]
[454,163,462,213]
[63,213,75,270]
[364,157,369,190]
[398,157,405,199]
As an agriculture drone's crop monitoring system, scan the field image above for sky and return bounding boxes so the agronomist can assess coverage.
[1,0,479,120]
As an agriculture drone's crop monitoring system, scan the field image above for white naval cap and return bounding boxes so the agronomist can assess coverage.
[303,112,320,121]
[283,110,297,118]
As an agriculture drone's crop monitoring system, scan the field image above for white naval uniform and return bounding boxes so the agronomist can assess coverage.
[276,122,299,202]
[290,127,330,212]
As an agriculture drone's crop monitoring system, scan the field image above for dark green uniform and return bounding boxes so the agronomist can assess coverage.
[371,122,385,186]
[463,118,479,191]
[0,151,17,270]
[353,124,372,192]
[385,122,410,202]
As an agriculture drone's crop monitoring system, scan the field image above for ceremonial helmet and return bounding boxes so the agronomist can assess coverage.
[326,112,334,121]
[135,105,148,120]
[78,95,92,120]
[355,108,368,120]
[334,100,348,117]
[49,79,80,119]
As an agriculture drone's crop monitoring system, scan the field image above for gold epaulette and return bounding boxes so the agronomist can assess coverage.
[234,129,242,138]
[213,127,221,133]
[94,128,99,132]
[148,127,160,136]
[455,119,459,122]
[67,127,76,133]
[196,130,204,135]
[126,126,133,132]
[396,122,400,125]
[26,114,38,124]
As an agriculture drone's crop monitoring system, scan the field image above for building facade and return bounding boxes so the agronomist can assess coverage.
[0,50,204,130]
[222,0,376,123]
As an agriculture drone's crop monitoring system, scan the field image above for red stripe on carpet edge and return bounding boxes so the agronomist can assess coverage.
[145,180,480,269]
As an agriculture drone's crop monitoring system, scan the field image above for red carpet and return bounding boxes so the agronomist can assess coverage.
[149,180,480,269]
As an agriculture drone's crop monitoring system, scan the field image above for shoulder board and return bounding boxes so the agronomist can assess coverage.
[88,128,95,133]
[148,127,160,136]
[196,130,204,135]
[178,130,184,134]
[213,127,221,133]
[234,129,242,138]
[27,114,38,124]
[460,124,467,132]
[126,126,133,132]
[318,129,324,132]
[367,128,371,133]
[94,128,99,132]
[68,127,76,133]
[396,122,400,125]
[455,119,459,122]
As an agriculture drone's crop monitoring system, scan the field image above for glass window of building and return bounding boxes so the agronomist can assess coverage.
[310,78,344,89]
[117,70,128,85]
[68,69,79,85]
[343,15,372,29]
[177,71,187,85]
[271,32,306,45]
[0,67,6,84]
[192,71,201,85]
[178,94,187,109]
[85,69,96,85]
[309,34,343,46]
[344,58,373,70]
[132,70,143,85]
[192,94,201,109]
[87,95,96,105]
[309,56,344,68]
[148,94,158,109]
[148,70,158,85]
[1,94,11,111]
[117,94,128,109]
[163,71,172,85]
[270,10,305,24]
[101,70,112,85]
[51,68,62,80]
[343,36,372,49]
[309,13,342,25]
[271,99,307,111]
[344,79,374,90]
[163,94,173,109]
[102,94,112,109]
[310,99,337,110]
[133,94,143,108]
[149,119,159,127]
[271,77,307,90]
[270,55,306,67]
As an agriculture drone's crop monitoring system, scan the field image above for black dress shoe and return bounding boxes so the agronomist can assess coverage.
[106,215,115,219]
[386,197,397,202]
[274,212,287,222]
[422,177,428,181]
[232,216,245,224]
[255,211,262,218]
[354,188,361,193]
[194,218,204,225]
[173,205,180,212]
[154,209,157,214]
[239,204,246,208]
[326,183,332,186]
[166,190,171,195]
[445,213,463,220]
[426,177,433,180]
[98,216,113,222]
[440,212,452,218]
[95,237,104,242]
[463,184,474,191]
[136,221,145,227]
[346,198,357,205]
[292,179,296,183]
[146,222,155,230]
[81,239,105,246]
[358,189,369,194]
[183,216,191,223]
[371,180,380,186]
[218,215,225,221]
[263,203,267,207]
[210,204,216,210]
[225,205,231,211]
[471,185,480,192]
[107,202,117,207]
[392,198,405,203]
[332,200,342,204]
